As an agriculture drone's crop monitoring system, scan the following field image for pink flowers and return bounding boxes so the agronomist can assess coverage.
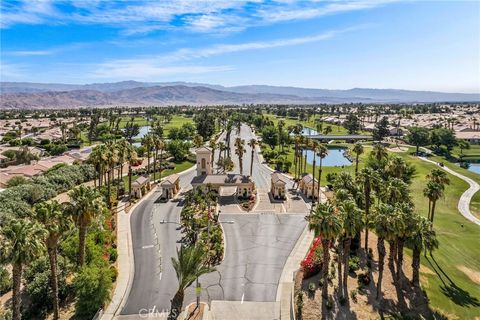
[301,237,323,278]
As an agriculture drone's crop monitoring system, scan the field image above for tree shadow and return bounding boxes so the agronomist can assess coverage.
[427,255,480,308]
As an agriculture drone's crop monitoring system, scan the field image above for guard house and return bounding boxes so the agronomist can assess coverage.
[299,173,319,200]
[196,147,213,176]
[191,147,255,198]
[131,175,151,198]
[160,173,180,199]
[270,171,287,200]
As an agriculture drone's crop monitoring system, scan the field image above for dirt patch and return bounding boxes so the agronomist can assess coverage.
[457,265,480,285]
[420,264,435,275]
[185,302,206,320]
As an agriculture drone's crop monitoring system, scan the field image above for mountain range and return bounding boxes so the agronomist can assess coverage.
[1,81,479,109]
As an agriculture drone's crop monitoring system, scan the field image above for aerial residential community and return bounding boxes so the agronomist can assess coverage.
[0,1,479,320]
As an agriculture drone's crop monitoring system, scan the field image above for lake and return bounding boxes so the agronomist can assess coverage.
[302,127,319,136]
[467,163,480,175]
[302,147,352,167]
[134,125,151,139]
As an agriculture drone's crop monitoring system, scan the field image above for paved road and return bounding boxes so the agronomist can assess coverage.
[419,156,480,225]
[183,214,307,305]
[121,168,196,315]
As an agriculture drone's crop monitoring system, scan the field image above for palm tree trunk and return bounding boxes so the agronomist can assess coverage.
[250,151,254,176]
[311,157,316,209]
[78,224,87,266]
[388,240,396,280]
[128,166,132,197]
[159,149,163,180]
[48,245,60,320]
[343,238,351,299]
[376,237,386,300]
[412,246,421,287]
[396,238,405,282]
[337,240,343,296]
[355,155,359,176]
[427,199,431,221]
[364,185,370,256]
[430,200,437,225]
[169,289,184,320]
[321,240,330,299]
[153,150,157,182]
[12,263,22,320]
[317,159,323,201]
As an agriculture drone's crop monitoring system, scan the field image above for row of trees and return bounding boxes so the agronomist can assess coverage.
[306,144,441,317]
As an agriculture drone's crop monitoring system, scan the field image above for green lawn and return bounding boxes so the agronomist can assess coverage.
[123,159,195,189]
[262,142,480,318]
[263,112,371,136]
[452,144,480,160]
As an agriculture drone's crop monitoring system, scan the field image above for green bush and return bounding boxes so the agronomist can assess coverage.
[74,265,113,318]
[0,266,12,295]
[108,247,118,263]
[348,255,360,272]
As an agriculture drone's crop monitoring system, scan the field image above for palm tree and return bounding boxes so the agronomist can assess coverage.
[67,186,106,266]
[247,138,257,176]
[310,141,319,208]
[234,137,246,175]
[142,133,154,176]
[386,155,407,179]
[88,144,108,188]
[209,138,217,166]
[394,203,414,282]
[116,140,129,196]
[126,144,138,197]
[0,219,45,320]
[316,143,328,200]
[407,216,438,287]
[105,141,119,206]
[154,138,165,181]
[352,142,364,176]
[426,169,450,188]
[33,200,72,320]
[338,200,363,299]
[371,143,388,163]
[357,168,380,254]
[372,203,395,300]
[169,244,215,319]
[193,134,204,148]
[423,181,443,225]
[308,202,342,299]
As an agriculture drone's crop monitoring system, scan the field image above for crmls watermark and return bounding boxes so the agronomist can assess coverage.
[138,305,178,318]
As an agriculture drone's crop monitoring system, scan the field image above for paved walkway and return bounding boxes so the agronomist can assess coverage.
[418,157,480,225]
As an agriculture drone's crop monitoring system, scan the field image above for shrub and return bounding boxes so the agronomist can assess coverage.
[301,237,322,278]
[74,264,113,318]
[308,282,316,294]
[108,247,118,263]
[348,256,360,273]
[0,266,12,294]
[357,273,371,288]
[350,289,358,302]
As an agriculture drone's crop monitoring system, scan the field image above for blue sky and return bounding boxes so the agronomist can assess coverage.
[1,0,479,92]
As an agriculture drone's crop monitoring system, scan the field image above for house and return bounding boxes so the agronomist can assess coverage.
[270,171,288,200]
[299,173,319,200]
[131,175,151,198]
[455,131,480,144]
[160,173,180,199]
[196,146,213,176]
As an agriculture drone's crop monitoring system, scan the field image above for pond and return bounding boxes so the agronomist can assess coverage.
[134,126,151,139]
[301,127,319,136]
[302,147,352,167]
[466,163,480,175]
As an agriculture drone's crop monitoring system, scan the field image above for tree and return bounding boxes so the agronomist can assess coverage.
[142,134,154,176]
[261,126,279,150]
[195,110,216,140]
[123,120,140,143]
[407,127,430,154]
[167,140,191,162]
[308,202,342,300]
[74,264,113,318]
[126,143,138,197]
[407,216,438,287]
[310,141,319,208]
[338,200,363,300]
[426,168,450,187]
[234,138,246,175]
[154,138,165,181]
[248,138,257,176]
[423,181,443,225]
[33,200,72,320]
[316,144,328,200]
[0,219,45,320]
[372,202,395,300]
[351,142,364,176]
[67,186,106,266]
[457,140,470,158]
[344,114,361,134]
[193,135,203,148]
[357,167,380,255]
[170,244,215,319]
[373,116,389,141]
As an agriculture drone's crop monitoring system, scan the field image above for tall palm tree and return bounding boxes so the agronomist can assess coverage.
[407,215,438,287]
[308,202,342,300]
[426,169,450,188]
[0,219,45,320]
[247,138,257,176]
[154,138,165,181]
[423,181,443,226]
[67,186,106,266]
[209,138,217,166]
[170,244,215,319]
[338,200,363,299]
[372,203,394,300]
[371,143,389,163]
[142,133,154,176]
[352,142,364,176]
[33,201,72,320]
[234,137,246,175]
[316,143,328,200]
[105,141,119,206]
[394,203,414,282]
[126,144,138,197]
[116,140,129,196]
[357,168,380,254]
[310,141,319,208]
[386,155,407,179]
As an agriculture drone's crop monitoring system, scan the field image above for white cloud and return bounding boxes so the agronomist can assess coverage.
[4,50,54,56]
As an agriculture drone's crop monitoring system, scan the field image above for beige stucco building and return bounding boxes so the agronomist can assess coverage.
[270,171,287,200]
[299,173,319,200]
[160,173,180,199]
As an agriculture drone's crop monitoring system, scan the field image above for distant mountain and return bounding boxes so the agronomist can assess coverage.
[0,81,478,109]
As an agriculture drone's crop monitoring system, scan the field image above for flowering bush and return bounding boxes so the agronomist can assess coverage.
[301,237,323,278]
